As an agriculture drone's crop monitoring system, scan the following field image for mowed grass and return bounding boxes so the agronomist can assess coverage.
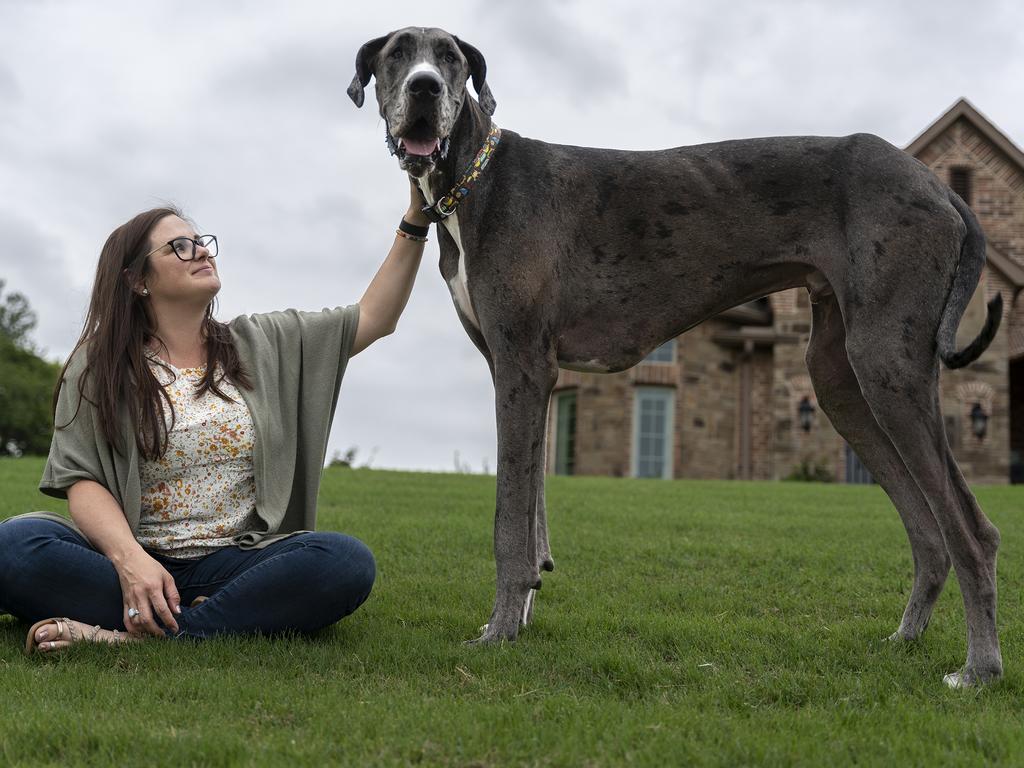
[1,458,1022,767]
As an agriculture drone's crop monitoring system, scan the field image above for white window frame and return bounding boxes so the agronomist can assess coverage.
[642,339,676,364]
[631,386,675,479]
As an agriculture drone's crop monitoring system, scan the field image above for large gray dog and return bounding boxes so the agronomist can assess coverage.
[348,28,1004,687]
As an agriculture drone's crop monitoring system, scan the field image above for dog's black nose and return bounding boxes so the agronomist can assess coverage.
[408,71,444,100]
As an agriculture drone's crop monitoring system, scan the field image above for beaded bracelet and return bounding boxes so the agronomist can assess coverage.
[395,229,428,243]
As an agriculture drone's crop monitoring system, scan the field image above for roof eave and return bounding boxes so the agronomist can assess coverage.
[905,97,1024,175]
[987,244,1024,291]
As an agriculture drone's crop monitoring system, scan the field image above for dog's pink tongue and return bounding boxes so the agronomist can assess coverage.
[401,137,440,156]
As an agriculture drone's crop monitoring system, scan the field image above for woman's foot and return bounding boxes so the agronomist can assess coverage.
[25,617,139,654]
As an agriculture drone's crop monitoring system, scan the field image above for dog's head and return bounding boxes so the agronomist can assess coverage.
[347,27,496,177]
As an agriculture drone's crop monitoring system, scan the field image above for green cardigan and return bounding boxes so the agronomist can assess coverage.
[5,304,360,551]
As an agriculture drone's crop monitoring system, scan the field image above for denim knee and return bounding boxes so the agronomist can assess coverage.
[309,532,376,606]
[0,518,73,601]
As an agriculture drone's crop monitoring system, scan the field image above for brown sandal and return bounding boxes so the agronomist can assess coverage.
[24,617,122,655]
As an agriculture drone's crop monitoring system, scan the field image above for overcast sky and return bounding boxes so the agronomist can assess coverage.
[2,0,1022,472]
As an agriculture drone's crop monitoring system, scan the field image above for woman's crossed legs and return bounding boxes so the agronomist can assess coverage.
[0,518,375,650]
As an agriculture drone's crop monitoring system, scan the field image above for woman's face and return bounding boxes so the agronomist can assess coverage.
[143,215,221,305]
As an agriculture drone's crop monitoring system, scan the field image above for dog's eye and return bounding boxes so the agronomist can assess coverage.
[390,49,404,60]
[443,51,457,64]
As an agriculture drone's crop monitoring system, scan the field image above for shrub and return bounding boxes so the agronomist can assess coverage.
[784,457,835,482]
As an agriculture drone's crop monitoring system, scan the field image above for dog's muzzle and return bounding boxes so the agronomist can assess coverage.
[386,71,453,172]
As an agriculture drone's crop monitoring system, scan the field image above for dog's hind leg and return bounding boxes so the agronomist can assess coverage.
[842,313,1002,686]
[472,344,558,643]
[805,293,950,640]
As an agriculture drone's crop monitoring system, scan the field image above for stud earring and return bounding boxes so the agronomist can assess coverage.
[141,288,150,296]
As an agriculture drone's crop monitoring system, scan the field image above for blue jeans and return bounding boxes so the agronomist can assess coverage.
[0,518,375,639]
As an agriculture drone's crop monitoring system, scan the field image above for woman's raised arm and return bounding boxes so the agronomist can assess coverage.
[351,179,431,356]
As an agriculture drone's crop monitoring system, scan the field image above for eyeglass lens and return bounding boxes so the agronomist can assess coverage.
[170,235,218,260]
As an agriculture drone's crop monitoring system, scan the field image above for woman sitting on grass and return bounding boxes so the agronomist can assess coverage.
[0,181,432,652]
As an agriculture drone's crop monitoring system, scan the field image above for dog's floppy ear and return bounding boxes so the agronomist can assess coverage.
[347,34,391,108]
[454,36,496,116]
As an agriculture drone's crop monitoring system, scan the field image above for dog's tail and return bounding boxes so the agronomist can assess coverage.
[937,191,1002,370]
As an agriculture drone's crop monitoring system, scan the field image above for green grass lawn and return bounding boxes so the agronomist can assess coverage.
[1,457,1022,766]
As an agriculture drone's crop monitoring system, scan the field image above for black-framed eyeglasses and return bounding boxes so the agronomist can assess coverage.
[146,234,218,261]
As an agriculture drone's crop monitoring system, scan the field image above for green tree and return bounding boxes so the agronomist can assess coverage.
[0,280,61,456]
[0,279,37,351]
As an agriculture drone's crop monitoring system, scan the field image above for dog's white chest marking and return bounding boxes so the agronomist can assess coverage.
[416,179,480,331]
[443,215,480,331]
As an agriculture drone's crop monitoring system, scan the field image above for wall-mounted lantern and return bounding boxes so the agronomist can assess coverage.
[970,403,989,440]
[798,396,815,432]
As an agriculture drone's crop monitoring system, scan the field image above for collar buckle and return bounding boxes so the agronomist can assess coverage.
[435,198,458,218]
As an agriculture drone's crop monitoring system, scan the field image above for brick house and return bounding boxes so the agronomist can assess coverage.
[547,98,1024,483]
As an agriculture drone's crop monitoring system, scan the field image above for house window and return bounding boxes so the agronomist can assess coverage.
[632,387,675,479]
[553,391,577,475]
[949,168,972,206]
[844,443,874,484]
[643,339,676,363]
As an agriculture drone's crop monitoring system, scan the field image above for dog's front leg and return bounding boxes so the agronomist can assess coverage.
[471,350,557,643]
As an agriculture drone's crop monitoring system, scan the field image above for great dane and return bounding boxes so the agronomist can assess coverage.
[348,27,1004,687]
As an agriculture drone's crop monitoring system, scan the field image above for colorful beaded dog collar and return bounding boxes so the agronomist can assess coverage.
[421,124,502,223]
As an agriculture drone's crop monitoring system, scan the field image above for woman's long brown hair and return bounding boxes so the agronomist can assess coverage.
[53,206,251,460]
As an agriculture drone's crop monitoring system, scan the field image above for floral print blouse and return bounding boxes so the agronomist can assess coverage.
[137,357,260,559]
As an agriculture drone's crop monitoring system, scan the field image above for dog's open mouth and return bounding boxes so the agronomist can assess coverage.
[399,136,441,158]
[391,118,448,165]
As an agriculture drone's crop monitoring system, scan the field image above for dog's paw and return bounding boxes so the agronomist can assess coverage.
[471,590,536,636]
[465,626,513,646]
[943,670,968,689]
[883,627,926,643]
[943,665,1002,689]
[466,616,521,645]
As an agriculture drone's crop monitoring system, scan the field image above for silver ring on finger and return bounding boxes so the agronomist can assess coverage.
[128,607,140,620]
